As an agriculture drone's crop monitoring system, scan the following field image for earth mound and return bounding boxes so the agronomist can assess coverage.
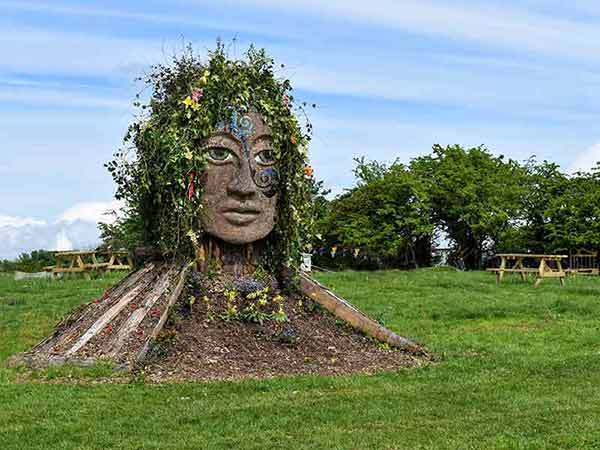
[11,264,429,382]
[143,271,429,382]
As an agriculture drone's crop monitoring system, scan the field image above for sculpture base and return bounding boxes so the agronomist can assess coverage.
[10,262,429,381]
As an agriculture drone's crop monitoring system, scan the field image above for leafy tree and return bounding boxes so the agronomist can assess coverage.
[1,250,57,273]
[304,176,331,251]
[323,158,433,267]
[412,144,526,269]
[97,208,143,253]
[544,171,600,252]
[497,158,567,253]
[0,259,17,272]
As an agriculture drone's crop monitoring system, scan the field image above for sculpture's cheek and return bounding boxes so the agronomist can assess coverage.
[255,167,279,198]
[202,164,233,201]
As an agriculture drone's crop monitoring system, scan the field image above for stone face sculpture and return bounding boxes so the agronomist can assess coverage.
[9,48,425,376]
[201,110,278,245]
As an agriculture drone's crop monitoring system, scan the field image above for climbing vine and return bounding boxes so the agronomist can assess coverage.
[106,42,314,275]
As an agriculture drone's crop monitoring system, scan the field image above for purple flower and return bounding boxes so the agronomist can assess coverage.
[191,88,203,102]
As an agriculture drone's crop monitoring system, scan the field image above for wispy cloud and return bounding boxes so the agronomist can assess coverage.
[0,215,46,227]
[231,0,600,62]
[0,85,130,110]
[0,26,163,77]
[570,142,600,174]
[0,0,290,40]
[0,200,125,259]
[58,200,125,224]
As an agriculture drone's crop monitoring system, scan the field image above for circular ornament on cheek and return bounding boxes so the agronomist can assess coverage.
[255,167,279,198]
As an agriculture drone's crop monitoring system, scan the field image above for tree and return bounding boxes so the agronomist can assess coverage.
[497,158,567,253]
[544,170,600,252]
[304,176,331,251]
[2,250,57,273]
[412,144,526,269]
[323,158,433,267]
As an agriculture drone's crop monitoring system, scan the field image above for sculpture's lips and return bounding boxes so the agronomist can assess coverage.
[222,206,261,225]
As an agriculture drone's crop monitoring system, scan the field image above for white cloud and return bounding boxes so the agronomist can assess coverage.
[232,0,600,62]
[0,1,287,40]
[0,26,164,77]
[0,220,102,259]
[570,143,600,174]
[57,200,125,224]
[0,215,46,227]
[0,85,130,110]
[0,201,122,259]
[54,229,73,251]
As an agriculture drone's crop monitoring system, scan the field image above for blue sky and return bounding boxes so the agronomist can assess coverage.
[1,0,600,258]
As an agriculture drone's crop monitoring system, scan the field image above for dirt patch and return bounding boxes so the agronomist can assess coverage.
[12,267,429,383]
[143,272,428,382]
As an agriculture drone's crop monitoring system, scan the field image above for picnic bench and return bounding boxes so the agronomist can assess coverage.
[50,250,132,278]
[486,253,568,288]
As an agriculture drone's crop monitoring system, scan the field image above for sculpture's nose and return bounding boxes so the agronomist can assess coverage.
[227,155,256,199]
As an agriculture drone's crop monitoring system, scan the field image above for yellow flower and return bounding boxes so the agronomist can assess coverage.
[182,96,200,111]
[184,150,194,160]
[199,70,211,85]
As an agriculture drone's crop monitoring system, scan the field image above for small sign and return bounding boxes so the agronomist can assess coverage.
[301,253,312,272]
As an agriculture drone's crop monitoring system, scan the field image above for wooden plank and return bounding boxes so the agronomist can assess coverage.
[487,268,538,273]
[28,264,157,355]
[56,251,97,256]
[106,266,177,357]
[107,265,132,271]
[298,273,423,353]
[136,262,191,363]
[496,253,568,259]
[85,263,110,269]
[538,272,566,278]
[65,267,158,356]
[103,263,155,301]
[52,267,85,273]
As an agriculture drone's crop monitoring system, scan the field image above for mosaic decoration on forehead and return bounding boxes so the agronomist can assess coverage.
[215,109,256,142]
[215,109,279,198]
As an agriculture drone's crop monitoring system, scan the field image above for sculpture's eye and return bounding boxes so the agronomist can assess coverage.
[255,149,276,166]
[207,147,234,163]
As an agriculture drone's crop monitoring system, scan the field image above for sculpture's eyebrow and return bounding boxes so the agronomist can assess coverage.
[204,131,242,147]
[251,133,273,145]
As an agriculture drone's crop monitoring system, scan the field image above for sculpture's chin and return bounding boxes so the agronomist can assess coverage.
[203,221,274,245]
[212,230,271,245]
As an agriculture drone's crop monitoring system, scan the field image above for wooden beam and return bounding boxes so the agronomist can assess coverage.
[65,265,158,356]
[106,265,178,357]
[298,273,424,354]
[136,262,192,363]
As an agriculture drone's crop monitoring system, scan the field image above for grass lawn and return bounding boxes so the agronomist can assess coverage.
[1,269,600,449]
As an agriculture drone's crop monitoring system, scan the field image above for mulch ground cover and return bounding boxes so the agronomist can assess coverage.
[143,272,428,382]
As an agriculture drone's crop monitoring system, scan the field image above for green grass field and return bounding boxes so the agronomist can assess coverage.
[1,269,600,449]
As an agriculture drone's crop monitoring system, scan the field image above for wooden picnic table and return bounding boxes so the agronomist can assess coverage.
[51,250,132,278]
[486,253,568,288]
[103,251,133,271]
